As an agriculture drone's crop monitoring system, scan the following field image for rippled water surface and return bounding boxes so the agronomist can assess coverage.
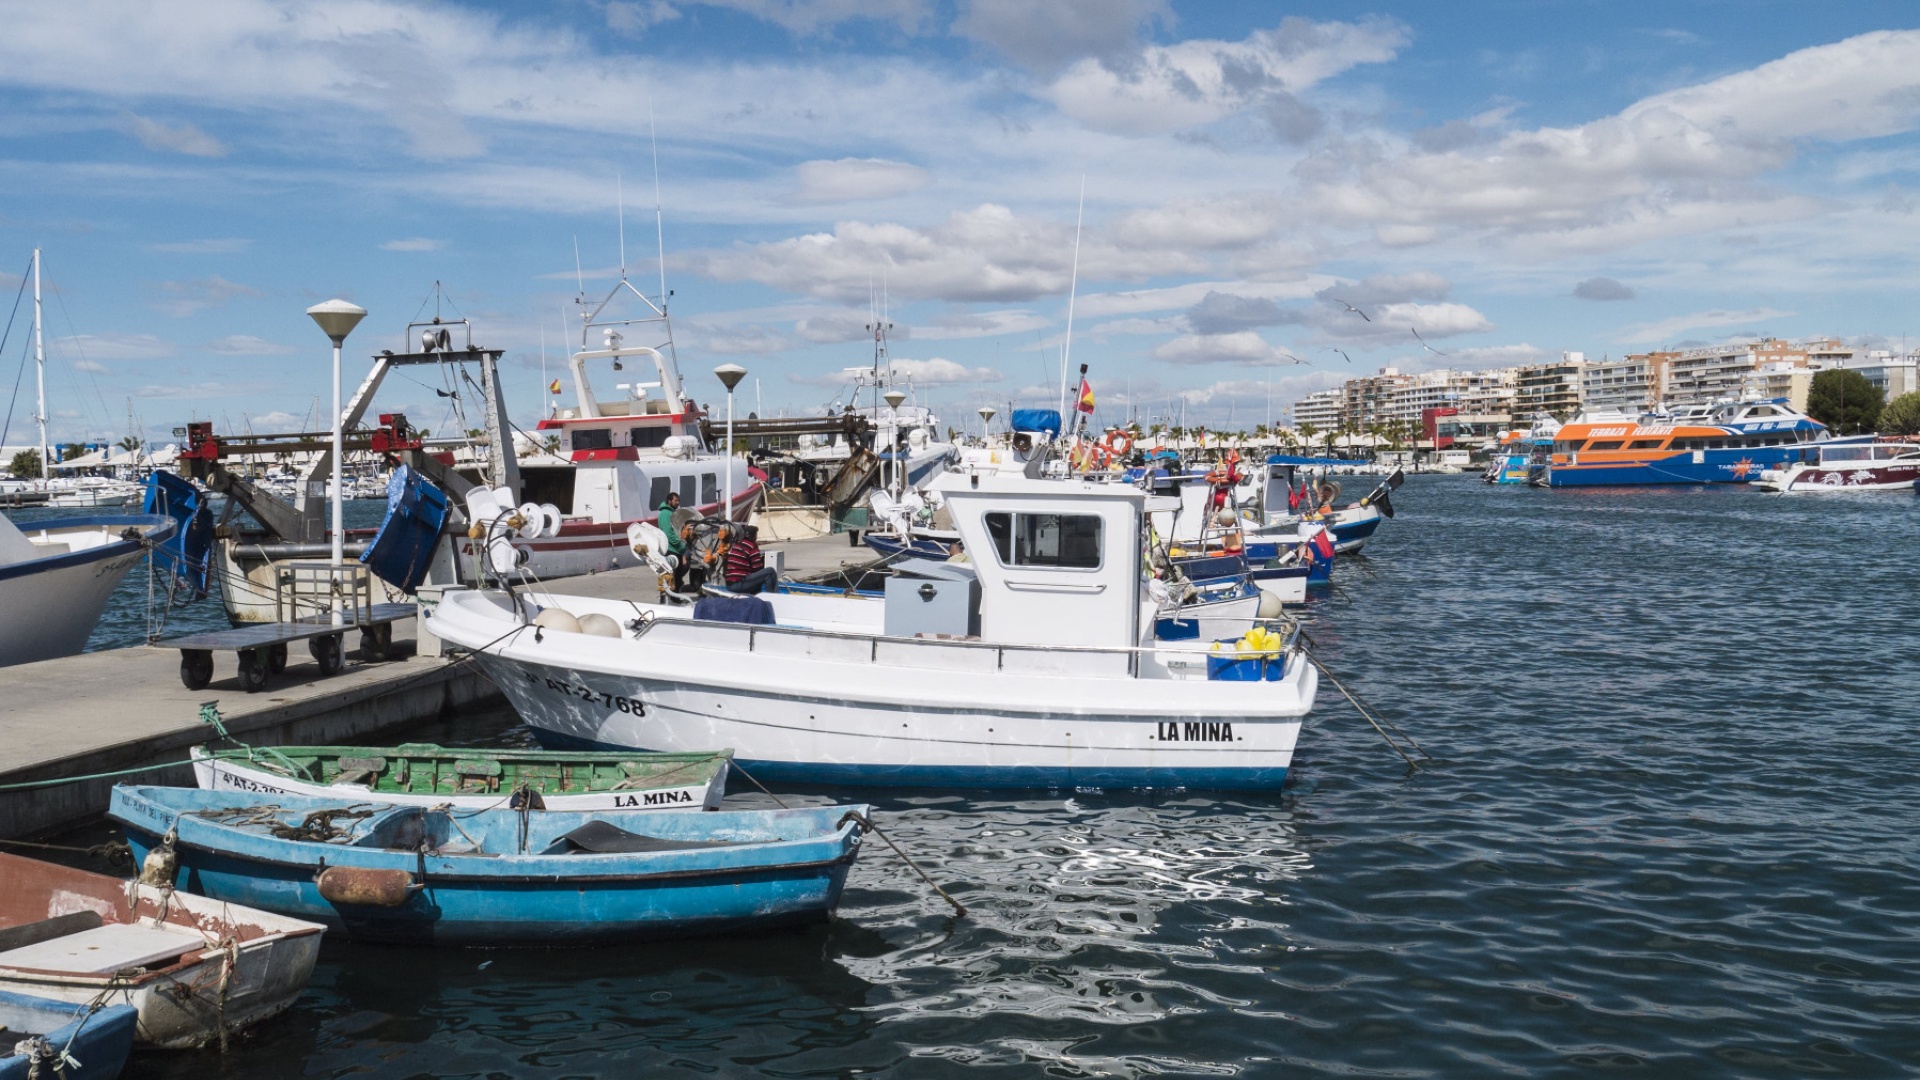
[37,478,1920,1076]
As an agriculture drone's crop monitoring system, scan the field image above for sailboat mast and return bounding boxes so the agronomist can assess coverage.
[32,248,47,478]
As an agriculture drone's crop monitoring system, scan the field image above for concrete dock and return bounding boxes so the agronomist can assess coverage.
[0,532,880,840]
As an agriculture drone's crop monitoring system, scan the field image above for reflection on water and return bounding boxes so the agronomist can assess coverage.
[31,478,1920,1077]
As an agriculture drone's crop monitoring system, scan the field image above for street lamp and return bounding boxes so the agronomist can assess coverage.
[883,389,907,494]
[308,299,367,626]
[714,364,747,517]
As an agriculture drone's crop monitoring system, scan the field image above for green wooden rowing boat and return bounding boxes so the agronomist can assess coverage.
[190,743,732,812]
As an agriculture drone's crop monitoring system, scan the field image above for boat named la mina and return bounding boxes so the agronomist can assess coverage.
[427,471,1319,791]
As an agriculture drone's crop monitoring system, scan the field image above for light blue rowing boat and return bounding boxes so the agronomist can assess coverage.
[0,987,137,1080]
[110,785,867,946]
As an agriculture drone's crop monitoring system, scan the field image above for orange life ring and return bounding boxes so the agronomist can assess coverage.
[1098,431,1134,460]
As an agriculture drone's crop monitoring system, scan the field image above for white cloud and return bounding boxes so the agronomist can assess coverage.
[690,0,930,34]
[380,237,443,252]
[51,333,174,361]
[152,275,260,317]
[605,0,679,35]
[1077,278,1326,319]
[952,0,1170,73]
[205,334,296,355]
[118,111,226,156]
[915,309,1050,340]
[248,410,303,428]
[1044,16,1409,136]
[793,158,931,204]
[1573,277,1635,301]
[71,359,110,374]
[886,357,1002,386]
[1152,331,1302,366]
[1617,307,1795,345]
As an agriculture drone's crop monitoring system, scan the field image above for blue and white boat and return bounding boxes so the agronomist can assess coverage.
[110,785,867,946]
[0,513,176,668]
[428,472,1319,791]
[1544,400,1828,486]
[0,987,137,1080]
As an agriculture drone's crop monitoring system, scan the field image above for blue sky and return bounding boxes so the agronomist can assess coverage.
[4,0,1920,444]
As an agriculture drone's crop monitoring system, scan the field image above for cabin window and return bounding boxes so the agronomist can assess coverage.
[649,477,672,508]
[629,425,670,449]
[679,475,696,506]
[983,512,1102,569]
[1587,440,1625,451]
[570,428,612,451]
[1628,439,1664,450]
[1708,440,1726,449]
[702,473,720,505]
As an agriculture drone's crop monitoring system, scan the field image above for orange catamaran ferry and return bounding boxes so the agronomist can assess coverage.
[1545,400,1828,487]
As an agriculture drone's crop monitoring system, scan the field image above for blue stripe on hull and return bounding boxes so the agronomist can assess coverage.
[1550,447,1812,486]
[529,728,1292,792]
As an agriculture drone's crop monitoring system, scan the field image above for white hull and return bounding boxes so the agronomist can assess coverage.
[0,550,142,665]
[431,589,1314,790]
[191,751,727,812]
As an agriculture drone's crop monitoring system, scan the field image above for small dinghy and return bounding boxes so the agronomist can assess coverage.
[192,743,732,813]
[110,786,867,946]
[0,986,137,1080]
[0,852,323,1050]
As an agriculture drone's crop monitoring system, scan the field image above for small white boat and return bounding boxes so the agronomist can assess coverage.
[429,472,1318,791]
[0,513,175,668]
[0,852,323,1050]
[1753,436,1920,492]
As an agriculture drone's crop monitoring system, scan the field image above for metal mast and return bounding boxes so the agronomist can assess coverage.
[32,248,47,478]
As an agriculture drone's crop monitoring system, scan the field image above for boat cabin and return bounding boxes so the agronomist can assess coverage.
[932,473,1145,650]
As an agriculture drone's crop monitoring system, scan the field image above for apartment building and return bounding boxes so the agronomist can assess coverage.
[1581,352,1673,415]
[1513,352,1585,420]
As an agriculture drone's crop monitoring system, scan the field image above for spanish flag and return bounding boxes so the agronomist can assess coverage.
[549,379,563,394]
[1076,377,1095,414]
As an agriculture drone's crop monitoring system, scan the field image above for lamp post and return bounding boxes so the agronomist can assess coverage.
[977,406,996,445]
[307,299,367,625]
[714,364,747,518]
[882,389,907,493]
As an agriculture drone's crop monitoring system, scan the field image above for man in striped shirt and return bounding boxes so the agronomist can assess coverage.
[723,523,777,594]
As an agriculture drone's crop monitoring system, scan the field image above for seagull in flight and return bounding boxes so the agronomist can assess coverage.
[1277,351,1305,365]
[1411,327,1448,356]
[1326,347,1352,364]
[1328,297,1371,322]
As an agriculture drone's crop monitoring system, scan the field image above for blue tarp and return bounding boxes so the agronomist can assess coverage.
[1010,409,1062,435]
[142,470,213,598]
[692,594,776,625]
[361,465,448,594]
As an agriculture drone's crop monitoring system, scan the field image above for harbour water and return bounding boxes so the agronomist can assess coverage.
[28,477,1920,1076]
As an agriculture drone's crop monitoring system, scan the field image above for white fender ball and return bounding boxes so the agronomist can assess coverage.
[533,607,582,634]
[577,613,622,638]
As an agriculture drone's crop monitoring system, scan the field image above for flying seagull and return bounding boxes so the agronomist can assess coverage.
[1276,351,1306,365]
[1411,327,1448,356]
[1328,297,1371,322]
[1326,347,1352,364]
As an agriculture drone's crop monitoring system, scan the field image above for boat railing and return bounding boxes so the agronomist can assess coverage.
[623,608,1302,680]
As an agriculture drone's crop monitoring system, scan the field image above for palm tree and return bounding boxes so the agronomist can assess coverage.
[117,434,143,454]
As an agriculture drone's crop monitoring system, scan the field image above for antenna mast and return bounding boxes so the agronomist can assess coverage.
[650,101,668,307]
[33,248,47,478]
[1058,178,1085,422]
[617,171,627,278]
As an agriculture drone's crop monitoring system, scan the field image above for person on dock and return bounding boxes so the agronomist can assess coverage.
[723,524,777,594]
[657,492,689,591]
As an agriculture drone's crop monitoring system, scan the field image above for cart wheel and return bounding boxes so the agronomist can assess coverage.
[309,634,345,676]
[238,649,270,693]
[267,643,288,673]
[179,650,213,691]
[359,623,392,662]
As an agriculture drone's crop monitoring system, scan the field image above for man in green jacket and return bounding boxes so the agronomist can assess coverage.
[656,492,686,590]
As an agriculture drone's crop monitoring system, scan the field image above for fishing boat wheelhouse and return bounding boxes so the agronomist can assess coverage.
[1546,399,1828,486]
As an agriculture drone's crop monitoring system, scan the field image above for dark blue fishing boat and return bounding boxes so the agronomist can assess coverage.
[110,786,868,946]
[0,988,137,1080]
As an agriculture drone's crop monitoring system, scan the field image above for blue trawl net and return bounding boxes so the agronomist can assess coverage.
[361,465,449,594]
[142,470,214,598]
[1009,409,1062,435]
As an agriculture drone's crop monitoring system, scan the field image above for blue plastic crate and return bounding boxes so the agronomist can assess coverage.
[1206,652,1285,681]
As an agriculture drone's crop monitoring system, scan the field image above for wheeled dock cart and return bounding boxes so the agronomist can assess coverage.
[162,561,414,692]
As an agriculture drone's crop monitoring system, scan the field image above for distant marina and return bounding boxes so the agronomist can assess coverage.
[3,261,1919,1077]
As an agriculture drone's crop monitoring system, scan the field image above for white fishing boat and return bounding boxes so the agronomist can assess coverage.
[202,280,762,623]
[0,512,175,668]
[428,472,1318,790]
